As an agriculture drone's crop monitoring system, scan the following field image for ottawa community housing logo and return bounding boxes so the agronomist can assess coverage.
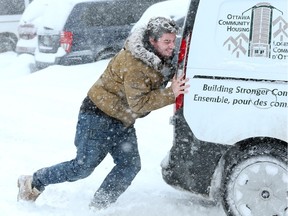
[219,2,288,60]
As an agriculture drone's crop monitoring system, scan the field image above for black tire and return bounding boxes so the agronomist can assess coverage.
[0,35,17,53]
[221,138,287,216]
[29,63,38,73]
[96,49,116,61]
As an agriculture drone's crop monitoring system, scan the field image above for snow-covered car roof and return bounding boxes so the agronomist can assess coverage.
[131,0,190,32]
[19,0,50,24]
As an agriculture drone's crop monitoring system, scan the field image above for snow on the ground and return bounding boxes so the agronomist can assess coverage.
[0,52,226,216]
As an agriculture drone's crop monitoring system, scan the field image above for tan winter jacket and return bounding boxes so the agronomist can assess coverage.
[88,28,175,127]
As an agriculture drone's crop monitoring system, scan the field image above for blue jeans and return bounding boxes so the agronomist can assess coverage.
[32,109,141,205]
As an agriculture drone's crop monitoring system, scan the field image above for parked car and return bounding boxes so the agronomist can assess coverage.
[16,0,50,55]
[0,0,32,53]
[161,0,288,216]
[34,0,167,70]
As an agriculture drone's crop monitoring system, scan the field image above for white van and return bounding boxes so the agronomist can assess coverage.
[161,0,287,215]
[0,0,32,52]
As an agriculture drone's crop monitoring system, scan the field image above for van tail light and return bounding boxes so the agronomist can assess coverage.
[175,33,191,112]
[60,31,73,53]
[178,37,187,64]
[175,94,184,111]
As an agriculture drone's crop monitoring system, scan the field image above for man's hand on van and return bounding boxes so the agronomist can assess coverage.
[171,73,190,98]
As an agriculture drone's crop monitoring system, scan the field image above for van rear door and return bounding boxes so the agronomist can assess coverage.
[183,0,288,145]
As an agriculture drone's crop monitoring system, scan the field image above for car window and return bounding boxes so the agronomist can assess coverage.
[83,2,129,27]
[65,1,147,30]
[0,0,26,15]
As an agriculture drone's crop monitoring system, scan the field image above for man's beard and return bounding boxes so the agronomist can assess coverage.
[151,45,174,62]
[144,39,174,63]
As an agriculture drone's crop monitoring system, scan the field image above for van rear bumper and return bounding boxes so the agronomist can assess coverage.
[162,108,229,197]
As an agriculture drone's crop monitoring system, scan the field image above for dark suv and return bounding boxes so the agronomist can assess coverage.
[161,0,287,215]
[34,0,166,70]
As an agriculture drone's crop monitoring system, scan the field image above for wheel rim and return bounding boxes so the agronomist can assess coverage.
[227,157,288,216]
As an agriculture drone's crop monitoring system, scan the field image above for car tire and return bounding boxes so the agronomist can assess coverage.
[29,63,38,73]
[96,49,116,61]
[221,138,287,216]
[0,35,17,53]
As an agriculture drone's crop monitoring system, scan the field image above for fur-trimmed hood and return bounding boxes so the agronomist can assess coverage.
[124,27,175,83]
[124,27,162,71]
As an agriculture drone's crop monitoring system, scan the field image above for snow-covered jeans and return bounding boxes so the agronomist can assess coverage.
[32,108,141,205]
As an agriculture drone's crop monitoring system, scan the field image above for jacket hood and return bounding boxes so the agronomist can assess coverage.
[124,27,163,71]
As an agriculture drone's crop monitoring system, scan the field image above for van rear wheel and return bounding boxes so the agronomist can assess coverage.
[221,139,287,216]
